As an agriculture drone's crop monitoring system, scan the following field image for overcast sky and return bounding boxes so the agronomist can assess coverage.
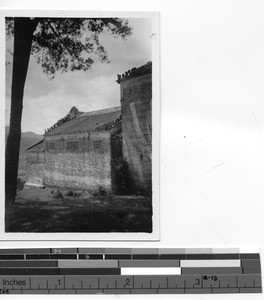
[5,18,152,134]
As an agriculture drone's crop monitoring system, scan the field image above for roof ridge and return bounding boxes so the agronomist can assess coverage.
[79,106,121,118]
[44,106,121,136]
[26,139,44,151]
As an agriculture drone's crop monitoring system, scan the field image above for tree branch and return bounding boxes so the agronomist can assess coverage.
[45,19,76,59]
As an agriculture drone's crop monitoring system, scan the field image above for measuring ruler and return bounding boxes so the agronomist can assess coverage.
[0,248,261,294]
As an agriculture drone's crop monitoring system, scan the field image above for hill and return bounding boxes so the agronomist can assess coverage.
[5,127,43,177]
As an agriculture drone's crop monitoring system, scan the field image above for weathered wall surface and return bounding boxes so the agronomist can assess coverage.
[120,73,152,192]
[26,152,45,186]
[44,132,112,191]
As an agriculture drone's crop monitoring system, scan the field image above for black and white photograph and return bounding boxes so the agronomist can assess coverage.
[2,1,264,298]
[1,11,160,239]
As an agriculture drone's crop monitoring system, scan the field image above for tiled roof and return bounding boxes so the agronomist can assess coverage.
[26,140,44,152]
[45,106,121,136]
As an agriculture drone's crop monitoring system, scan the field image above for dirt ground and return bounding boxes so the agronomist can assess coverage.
[5,187,152,233]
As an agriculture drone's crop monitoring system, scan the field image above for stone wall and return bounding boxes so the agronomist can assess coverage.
[44,132,112,191]
[26,152,45,186]
[120,73,152,192]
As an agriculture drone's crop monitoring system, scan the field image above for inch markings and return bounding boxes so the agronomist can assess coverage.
[0,248,261,294]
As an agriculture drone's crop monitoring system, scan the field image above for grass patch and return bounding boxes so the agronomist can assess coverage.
[5,191,152,233]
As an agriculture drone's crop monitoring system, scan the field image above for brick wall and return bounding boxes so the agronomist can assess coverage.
[26,152,45,186]
[44,132,112,191]
[120,73,152,192]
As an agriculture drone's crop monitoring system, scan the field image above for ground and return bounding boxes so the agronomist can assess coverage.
[5,188,152,233]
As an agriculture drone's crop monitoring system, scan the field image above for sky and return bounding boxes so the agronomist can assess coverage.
[5,18,152,134]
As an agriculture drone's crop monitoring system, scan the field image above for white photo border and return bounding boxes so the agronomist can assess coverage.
[0,10,160,241]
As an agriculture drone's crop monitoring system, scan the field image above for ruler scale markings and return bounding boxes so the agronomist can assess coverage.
[0,276,262,292]
[0,248,261,294]
[182,267,243,275]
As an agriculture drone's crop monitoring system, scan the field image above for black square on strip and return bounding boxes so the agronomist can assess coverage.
[79,254,103,259]
[210,254,240,260]
[240,254,260,259]
[0,255,24,260]
[159,254,185,260]
[105,254,131,260]
[185,254,212,260]
[50,254,77,260]
[26,254,50,260]
[132,254,159,260]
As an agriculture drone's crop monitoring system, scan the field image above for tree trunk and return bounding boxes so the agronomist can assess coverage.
[5,18,38,205]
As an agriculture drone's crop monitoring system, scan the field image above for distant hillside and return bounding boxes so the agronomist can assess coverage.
[5,126,43,177]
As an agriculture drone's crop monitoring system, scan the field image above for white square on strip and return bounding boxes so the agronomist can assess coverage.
[121,268,181,275]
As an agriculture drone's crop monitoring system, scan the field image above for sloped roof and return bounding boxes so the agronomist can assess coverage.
[26,140,44,152]
[45,106,121,136]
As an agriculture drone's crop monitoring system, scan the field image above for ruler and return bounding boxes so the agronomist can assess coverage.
[0,248,261,294]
